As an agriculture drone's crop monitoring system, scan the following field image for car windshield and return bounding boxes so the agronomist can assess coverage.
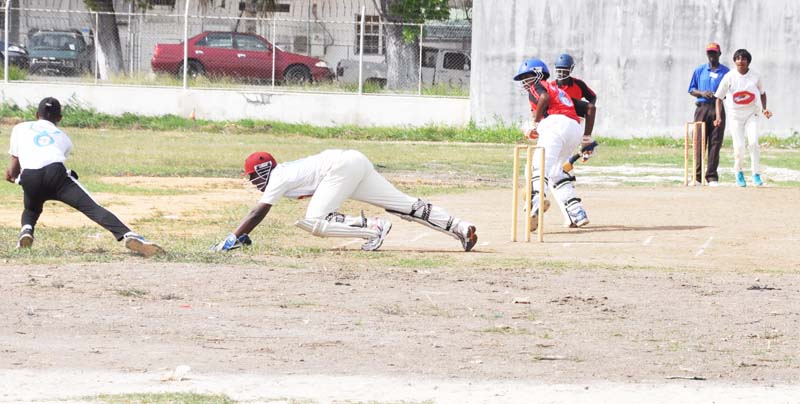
[30,33,81,51]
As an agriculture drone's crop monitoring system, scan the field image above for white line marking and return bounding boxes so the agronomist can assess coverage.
[411,234,428,242]
[480,241,490,246]
[643,236,654,246]
[562,243,572,247]
[695,236,714,257]
[334,240,361,248]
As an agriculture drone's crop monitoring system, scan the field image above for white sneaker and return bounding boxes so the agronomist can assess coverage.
[453,221,478,252]
[566,203,590,228]
[708,181,719,187]
[570,208,590,227]
[361,218,392,251]
[124,232,165,257]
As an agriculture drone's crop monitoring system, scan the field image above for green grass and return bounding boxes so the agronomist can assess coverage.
[1,65,28,80]
[0,110,799,265]
[92,392,236,404]
[3,103,798,148]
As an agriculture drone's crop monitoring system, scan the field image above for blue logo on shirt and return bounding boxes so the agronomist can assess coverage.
[33,130,56,147]
[557,89,574,107]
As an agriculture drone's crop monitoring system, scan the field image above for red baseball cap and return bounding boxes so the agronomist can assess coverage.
[705,42,721,53]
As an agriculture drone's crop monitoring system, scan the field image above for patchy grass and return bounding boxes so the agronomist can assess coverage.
[0,126,798,265]
[91,392,236,404]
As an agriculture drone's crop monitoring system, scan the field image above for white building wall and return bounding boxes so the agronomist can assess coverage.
[471,0,800,138]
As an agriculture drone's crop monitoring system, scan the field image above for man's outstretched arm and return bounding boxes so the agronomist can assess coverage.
[234,202,272,237]
[211,202,272,251]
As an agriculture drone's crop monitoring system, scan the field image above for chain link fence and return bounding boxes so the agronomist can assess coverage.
[1,1,471,96]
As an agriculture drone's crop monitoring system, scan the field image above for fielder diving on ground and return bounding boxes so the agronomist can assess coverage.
[211,149,478,252]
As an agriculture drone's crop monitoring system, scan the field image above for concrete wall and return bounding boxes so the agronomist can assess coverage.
[0,82,470,127]
[471,0,800,137]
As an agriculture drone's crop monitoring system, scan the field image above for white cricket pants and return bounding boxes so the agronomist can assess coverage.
[729,113,761,174]
[532,114,583,185]
[305,150,416,219]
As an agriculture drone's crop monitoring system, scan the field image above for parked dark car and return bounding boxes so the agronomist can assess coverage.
[151,31,334,84]
[0,40,29,69]
[27,29,94,75]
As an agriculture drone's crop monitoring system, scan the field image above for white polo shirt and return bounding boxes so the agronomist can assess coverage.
[8,120,72,171]
[715,69,765,121]
[259,149,344,205]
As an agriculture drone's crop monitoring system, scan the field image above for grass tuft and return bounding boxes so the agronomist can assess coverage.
[92,392,236,404]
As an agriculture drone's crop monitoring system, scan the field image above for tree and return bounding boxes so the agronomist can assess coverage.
[83,0,126,78]
[374,0,450,90]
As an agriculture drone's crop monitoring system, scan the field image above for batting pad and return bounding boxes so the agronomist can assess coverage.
[295,218,378,239]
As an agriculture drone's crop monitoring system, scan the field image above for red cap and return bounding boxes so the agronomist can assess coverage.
[244,151,277,175]
[705,42,721,53]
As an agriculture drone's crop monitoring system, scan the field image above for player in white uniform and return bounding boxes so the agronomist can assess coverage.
[4,97,164,256]
[211,149,478,252]
[714,49,773,187]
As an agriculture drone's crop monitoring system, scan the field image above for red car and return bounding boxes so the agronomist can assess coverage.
[151,31,333,84]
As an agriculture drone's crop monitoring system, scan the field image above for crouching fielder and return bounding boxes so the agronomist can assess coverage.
[211,149,478,252]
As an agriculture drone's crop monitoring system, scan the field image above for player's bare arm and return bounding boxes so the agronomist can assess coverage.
[713,98,724,127]
[5,155,21,183]
[761,93,772,119]
[211,202,270,252]
[583,104,596,138]
[533,91,550,124]
[690,89,714,99]
[234,202,272,237]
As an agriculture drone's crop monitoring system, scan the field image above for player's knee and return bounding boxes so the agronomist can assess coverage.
[324,212,345,223]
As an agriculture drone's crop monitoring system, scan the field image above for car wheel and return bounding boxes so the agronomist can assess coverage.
[283,65,311,85]
[179,60,205,79]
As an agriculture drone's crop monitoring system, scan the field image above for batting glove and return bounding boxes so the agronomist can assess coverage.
[210,233,240,252]
[238,233,253,246]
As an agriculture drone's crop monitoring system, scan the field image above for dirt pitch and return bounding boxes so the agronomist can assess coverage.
[1,180,800,403]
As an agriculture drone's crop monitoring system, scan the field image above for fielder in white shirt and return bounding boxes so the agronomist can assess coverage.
[5,97,164,256]
[211,149,478,252]
[714,49,773,187]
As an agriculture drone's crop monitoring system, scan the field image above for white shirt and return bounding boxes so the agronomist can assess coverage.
[714,69,765,120]
[8,120,73,171]
[259,149,344,205]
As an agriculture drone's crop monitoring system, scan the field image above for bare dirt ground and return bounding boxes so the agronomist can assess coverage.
[1,179,800,403]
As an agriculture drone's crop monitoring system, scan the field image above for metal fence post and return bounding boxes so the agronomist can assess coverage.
[4,0,9,83]
[128,2,133,75]
[418,24,423,95]
[182,0,190,89]
[271,16,276,89]
[358,7,365,95]
[94,11,99,84]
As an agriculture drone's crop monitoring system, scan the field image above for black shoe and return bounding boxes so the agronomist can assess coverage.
[17,226,34,249]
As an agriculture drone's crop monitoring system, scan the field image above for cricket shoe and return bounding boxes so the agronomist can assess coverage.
[124,232,165,257]
[529,197,550,232]
[453,221,478,252]
[361,218,392,251]
[736,171,746,187]
[753,173,763,186]
[17,225,34,249]
[570,208,590,227]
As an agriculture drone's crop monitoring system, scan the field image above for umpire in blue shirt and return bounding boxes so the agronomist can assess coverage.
[687,42,729,186]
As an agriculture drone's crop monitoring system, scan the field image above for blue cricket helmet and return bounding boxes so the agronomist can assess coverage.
[513,58,550,83]
[554,53,575,80]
